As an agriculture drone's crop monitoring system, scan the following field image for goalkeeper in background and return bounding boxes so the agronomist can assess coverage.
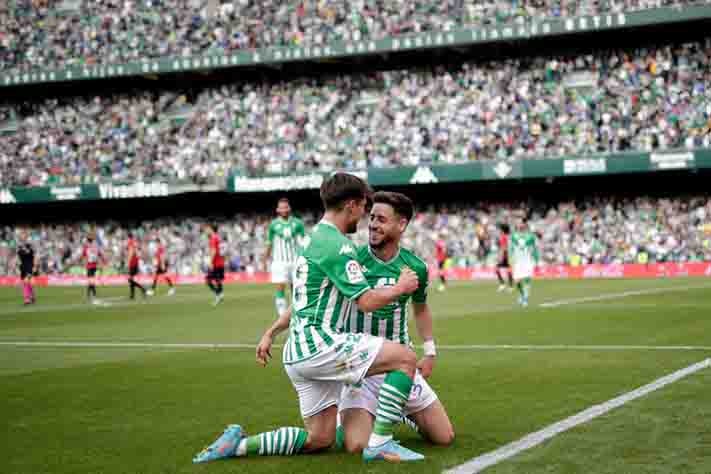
[509,219,539,307]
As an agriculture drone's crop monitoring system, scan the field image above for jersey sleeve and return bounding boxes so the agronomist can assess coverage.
[296,218,306,237]
[267,221,275,244]
[318,238,370,301]
[412,258,429,304]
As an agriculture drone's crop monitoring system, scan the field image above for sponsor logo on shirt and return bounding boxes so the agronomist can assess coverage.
[345,260,365,284]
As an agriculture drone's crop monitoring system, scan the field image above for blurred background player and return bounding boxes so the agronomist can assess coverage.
[126,232,147,300]
[496,223,514,292]
[81,231,102,304]
[509,219,540,307]
[17,230,38,305]
[149,236,175,296]
[435,233,448,292]
[264,197,305,318]
[205,223,225,306]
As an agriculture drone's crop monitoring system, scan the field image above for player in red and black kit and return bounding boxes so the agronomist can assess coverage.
[496,223,514,292]
[17,230,38,305]
[205,223,225,306]
[81,231,102,303]
[151,236,175,295]
[435,235,448,292]
[127,232,147,299]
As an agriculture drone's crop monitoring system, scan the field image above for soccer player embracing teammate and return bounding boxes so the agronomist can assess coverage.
[338,191,455,452]
[194,173,430,464]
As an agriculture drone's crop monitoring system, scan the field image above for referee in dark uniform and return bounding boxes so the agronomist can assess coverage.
[17,231,38,305]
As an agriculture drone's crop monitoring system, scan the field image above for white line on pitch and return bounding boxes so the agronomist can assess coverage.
[0,341,710,352]
[539,283,711,308]
[437,344,711,351]
[444,358,711,474]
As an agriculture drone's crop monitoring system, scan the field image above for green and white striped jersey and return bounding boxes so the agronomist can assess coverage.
[268,216,305,264]
[343,245,429,346]
[509,231,540,265]
[283,221,371,365]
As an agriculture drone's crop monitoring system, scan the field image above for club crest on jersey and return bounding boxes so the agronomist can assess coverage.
[345,260,365,284]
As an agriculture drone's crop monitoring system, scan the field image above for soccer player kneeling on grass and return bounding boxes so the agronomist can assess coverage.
[193,173,426,463]
[509,219,540,307]
[337,191,454,453]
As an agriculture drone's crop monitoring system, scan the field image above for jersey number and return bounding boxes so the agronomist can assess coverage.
[292,256,309,311]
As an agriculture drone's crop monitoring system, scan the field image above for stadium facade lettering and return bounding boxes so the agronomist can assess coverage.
[2,150,711,205]
[3,5,711,88]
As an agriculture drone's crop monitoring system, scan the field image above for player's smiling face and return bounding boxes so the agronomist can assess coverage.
[369,203,403,249]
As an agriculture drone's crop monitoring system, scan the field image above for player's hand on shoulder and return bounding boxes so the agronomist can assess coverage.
[256,334,273,367]
[417,356,435,379]
[396,267,419,294]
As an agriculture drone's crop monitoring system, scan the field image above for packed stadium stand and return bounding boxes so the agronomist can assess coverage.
[2,38,711,187]
[2,195,710,277]
[2,0,705,73]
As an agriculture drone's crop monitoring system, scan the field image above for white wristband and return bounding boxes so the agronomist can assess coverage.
[423,340,437,357]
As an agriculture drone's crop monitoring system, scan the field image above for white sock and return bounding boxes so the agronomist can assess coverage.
[235,438,248,457]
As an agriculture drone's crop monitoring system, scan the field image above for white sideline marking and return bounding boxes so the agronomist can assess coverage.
[0,342,710,352]
[539,284,711,308]
[0,341,257,349]
[437,344,711,351]
[444,358,711,474]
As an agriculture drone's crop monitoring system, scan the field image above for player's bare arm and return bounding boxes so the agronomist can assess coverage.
[356,267,419,313]
[256,307,292,366]
[263,242,272,271]
[413,302,436,379]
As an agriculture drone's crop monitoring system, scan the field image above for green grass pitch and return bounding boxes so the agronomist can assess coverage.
[0,278,710,474]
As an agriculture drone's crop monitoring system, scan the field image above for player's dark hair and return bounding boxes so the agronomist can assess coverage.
[373,191,414,223]
[499,223,510,234]
[320,173,372,211]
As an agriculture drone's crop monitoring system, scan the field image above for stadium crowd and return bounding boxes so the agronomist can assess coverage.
[1,0,703,74]
[2,38,711,187]
[2,195,710,275]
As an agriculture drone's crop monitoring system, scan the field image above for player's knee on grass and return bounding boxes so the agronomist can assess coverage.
[430,423,455,446]
[344,437,367,454]
[341,409,373,454]
[304,429,335,452]
[412,402,455,446]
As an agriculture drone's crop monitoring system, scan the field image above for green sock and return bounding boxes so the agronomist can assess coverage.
[334,425,345,451]
[275,289,287,316]
[239,427,307,456]
[370,370,412,446]
[523,278,531,299]
[517,281,524,297]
